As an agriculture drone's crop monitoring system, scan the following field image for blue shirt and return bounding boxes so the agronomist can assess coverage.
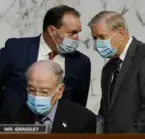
[35,101,58,132]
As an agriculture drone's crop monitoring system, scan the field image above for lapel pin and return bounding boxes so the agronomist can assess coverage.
[62,122,67,128]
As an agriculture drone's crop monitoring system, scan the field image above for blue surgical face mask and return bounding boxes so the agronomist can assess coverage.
[52,30,79,54]
[57,38,79,54]
[95,34,122,58]
[26,87,58,116]
[95,39,117,58]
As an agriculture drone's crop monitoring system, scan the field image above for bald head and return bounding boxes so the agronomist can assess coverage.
[26,60,64,85]
[26,60,65,107]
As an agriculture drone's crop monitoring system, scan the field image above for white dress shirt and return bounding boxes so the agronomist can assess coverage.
[111,36,133,81]
[37,34,65,74]
[120,36,133,62]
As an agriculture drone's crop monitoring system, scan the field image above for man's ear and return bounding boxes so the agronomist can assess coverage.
[118,27,125,35]
[57,84,65,99]
[47,26,56,37]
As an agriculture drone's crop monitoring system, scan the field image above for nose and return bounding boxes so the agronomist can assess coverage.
[33,90,40,96]
[73,34,79,41]
[35,91,39,96]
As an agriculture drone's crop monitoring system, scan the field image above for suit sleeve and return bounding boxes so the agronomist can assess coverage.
[82,58,91,106]
[128,57,145,133]
[63,76,79,99]
[98,96,104,116]
[0,39,12,96]
[65,57,91,107]
[82,112,96,133]
[63,55,91,106]
[98,69,105,116]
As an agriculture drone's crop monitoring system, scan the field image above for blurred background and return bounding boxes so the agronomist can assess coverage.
[0,0,145,114]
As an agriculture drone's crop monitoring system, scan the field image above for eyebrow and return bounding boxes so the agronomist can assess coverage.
[69,29,82,34]
[95,34,108,38]
[93,36,97,39]
[27,84,33,88]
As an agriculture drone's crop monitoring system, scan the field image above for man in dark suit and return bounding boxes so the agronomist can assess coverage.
[0,5,91,121]
[0,60,96,133]
[88,11,145,133]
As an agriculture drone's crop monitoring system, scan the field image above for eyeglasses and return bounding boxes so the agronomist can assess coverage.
[27,87,56,96]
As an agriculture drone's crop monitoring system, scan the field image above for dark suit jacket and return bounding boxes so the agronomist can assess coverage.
[99,37,145,133]
[0,36,91,122]
[0,99,96,133]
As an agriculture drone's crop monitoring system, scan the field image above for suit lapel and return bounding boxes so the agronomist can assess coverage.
[51,100,69,133]
[109,38,137,111]
[62,52,79,98]
[101,58,117,106]
[64,52,77,77]
[28,35,40,66]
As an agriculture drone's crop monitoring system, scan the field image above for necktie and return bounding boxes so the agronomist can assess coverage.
[49,51,57,60]
[37,116,52,133]
[41,117,52,133]
[109,58,122,102]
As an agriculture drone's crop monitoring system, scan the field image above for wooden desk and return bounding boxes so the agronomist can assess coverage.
[0,134,145,139]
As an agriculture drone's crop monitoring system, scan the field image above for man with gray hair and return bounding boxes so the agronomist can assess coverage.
[0,60,96,133]
[88,11,145,133]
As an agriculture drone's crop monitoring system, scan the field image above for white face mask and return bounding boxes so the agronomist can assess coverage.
[52,30,79,54]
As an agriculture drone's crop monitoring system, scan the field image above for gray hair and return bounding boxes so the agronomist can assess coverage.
[88,11,128,32]
[26,60,64,84]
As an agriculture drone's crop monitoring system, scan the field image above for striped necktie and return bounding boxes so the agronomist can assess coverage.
[109,58,122,102]
[37,116,52,133]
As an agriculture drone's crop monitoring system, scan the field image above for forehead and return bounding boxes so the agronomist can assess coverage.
[90,20,112,37]
[27,70,57,87]
[60,13,82,32]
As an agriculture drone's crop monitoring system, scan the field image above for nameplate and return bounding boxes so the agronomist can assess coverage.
[0,124,47,133]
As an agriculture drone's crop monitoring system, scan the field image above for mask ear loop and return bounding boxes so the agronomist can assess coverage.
[116,34,124,50]
[57,85,62,99]
[55,29,79,47]
[109,33,124,51]
[51,32,59,46]
[50,85,59,98]
[51,29,65,52]
[53,84,63,99]
[55,29,64,38]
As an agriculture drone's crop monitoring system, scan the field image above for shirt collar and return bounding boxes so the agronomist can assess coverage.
[120,36,133,61]
[47,100,58,122]
[40,34,52,56]
[40,100,58,123]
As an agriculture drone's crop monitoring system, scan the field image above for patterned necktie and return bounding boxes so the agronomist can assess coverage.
[109,58,122,102]
[49,51,57,60]
[37,116,52,133]
[41,117,52,133]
